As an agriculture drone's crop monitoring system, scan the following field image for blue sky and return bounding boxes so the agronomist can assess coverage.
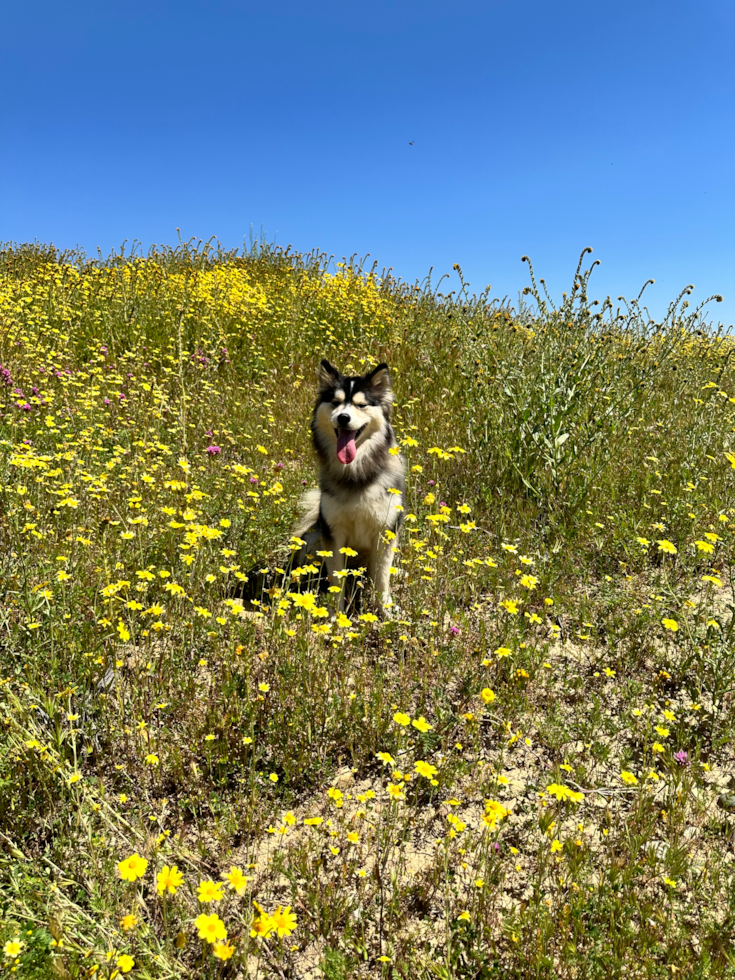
[2,0,733,323]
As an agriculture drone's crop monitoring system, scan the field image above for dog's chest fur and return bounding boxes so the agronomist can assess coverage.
[320,482,397,553]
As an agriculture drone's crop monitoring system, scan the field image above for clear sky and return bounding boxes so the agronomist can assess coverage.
[2,0,733,324]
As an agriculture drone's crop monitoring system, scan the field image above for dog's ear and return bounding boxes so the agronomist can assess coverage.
[366,363,392,399]
[317,359,339,392]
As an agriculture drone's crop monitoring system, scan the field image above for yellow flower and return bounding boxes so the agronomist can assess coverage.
[411,715,432,732]
[270,906,297,937]
[156,865,183,895]
[387,783,404,799]
[117,954,135,974]
[661,618,678,632]
[483,800,510,828]
[224,866,249,895]
[250,904,274,937]
[3,940,23,959]
[480,688,496,704]
[495,646,512,658]
[392,712,410,726]
[376,751,395,766]
[213,942,235,960]
[501,599,519,615]
[198,880,224,902]
[304,816,323,826]
[620,770,638,785]
[550,839,563,853]
[545,783,584,803]
[290,592,316,610]
[118,853,148,882]
[655,726,670,738]
[657,539,677,555]
[414,760,439,779]
[120,914,138,931]
[195,913,227,943]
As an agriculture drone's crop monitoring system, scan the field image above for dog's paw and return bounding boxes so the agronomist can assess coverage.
[379,598,401,620]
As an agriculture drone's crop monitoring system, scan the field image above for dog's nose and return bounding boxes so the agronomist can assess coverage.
[336,413,350,428]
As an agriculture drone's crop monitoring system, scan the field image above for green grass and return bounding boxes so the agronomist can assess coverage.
[1,239,735,978]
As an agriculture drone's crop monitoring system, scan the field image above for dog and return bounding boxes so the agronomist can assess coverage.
[293,359,405,613]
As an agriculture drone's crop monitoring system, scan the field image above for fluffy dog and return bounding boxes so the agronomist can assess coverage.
[294,359,405,613]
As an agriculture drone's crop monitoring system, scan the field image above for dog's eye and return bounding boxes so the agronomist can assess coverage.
[331,400,342,407]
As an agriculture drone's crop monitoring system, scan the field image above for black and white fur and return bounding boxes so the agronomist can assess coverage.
[294,359,405,613]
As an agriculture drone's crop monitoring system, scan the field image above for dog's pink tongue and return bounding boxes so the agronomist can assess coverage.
[337,429,357,464]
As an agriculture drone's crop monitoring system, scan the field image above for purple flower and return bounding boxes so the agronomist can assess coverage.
[104,397,111,405]
[428,480,435,486]
[0,366,12,387]
[205,445,221,456]
[450,626,460,635]
[674,750,689,767]
[250,476,259,483]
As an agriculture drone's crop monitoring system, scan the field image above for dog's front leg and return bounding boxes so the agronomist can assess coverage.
[371,537,396,615]
[325,540,347,612]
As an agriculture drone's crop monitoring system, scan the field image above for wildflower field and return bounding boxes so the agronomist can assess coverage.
[2,239,735,979]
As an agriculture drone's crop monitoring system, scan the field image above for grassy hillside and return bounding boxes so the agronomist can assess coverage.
[1,240,734,979]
